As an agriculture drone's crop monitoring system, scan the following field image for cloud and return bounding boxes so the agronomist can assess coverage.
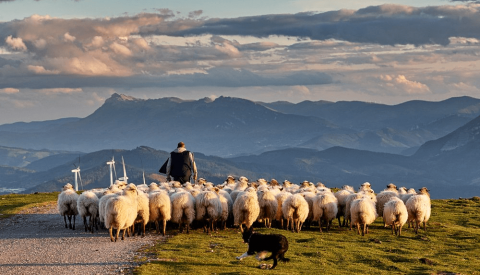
[36,88,83,94]
[0,88,19,94]
[188,10,203,18]
[379,74,431,94]
[5,35,27,51]
[64,32,76,42]
[27,65,60,75]
[156,4,480,46]
[109,42,132,56]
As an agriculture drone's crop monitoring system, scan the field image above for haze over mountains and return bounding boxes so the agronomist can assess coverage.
[1,94,480,198]
[1,94,480,156]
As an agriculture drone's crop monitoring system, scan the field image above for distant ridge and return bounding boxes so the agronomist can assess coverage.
[0,94,479,157]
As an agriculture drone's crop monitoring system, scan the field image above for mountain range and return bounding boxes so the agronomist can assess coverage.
[0,94,480,156]
[1,94,480,198]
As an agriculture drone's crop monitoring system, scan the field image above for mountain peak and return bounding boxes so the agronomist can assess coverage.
[108,93,138,102]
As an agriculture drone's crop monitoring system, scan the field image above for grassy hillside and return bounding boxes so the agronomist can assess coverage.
[0,192,59,220]
[135,199,480,275]
[1,193,479,274]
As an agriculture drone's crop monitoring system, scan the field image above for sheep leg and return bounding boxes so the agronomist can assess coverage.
[186,223,190,234]
[162,219,167,236]
[116,228,121,242]
[131,224,135,236]
[89,216,94,233]
[398,225,402,236]
[121,228,127,240]
[63,215,68,228]
[319,220,323,233]
[391,225,395,235]
[280,219,284,229]
[362,224,366,236]
[83,216,87,232]
[72,215,76,230]
[356,223,361,235]
[141,222,146,237]
[155,221,160,234]
[109,227,115,242]
[326,220,330,232]
[423,221,427,232]
[239,224,244,233]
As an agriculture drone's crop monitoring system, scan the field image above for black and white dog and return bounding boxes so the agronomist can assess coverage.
[236,227,290,269]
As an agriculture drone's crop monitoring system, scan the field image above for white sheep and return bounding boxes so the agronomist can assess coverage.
[77,190,99,233]
[282,193,309,233]
[350,195,377,236]
[105,183,138,242]
[217,189,233,229]
[300,191,316,229]
[313,192,338,232]
[195,188,223,233]
[57,183,79,230]
[257,189,278,228]
[91,188,107,199]
[334,185,354,227]
[98,188,121,226]
[149,190,171,236]
[170,190,196,233]
[275,192,291,229]
[233,187,260,232]
[383,183,398,193]
[406,187,431,234]
[132,190,150,237]
[383,196,408,236]
[148,182,161,193]
[376,190,399,220]
[345,189,376,229]
[358,182,372,192]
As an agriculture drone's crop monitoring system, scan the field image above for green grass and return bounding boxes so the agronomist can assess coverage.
[0,192,59,219]
[1,193,479,274]
[135,199,480,275]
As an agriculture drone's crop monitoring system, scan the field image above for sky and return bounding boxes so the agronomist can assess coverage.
[1,0,480,124]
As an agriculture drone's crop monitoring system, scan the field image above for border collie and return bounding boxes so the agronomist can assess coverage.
[236,227,290,269]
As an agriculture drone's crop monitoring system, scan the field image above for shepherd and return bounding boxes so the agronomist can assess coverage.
[165,142,197,184]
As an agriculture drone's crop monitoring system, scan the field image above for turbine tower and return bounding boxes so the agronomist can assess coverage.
[106,156,116,187]
[119,156,128,184]
[71,166,80,191]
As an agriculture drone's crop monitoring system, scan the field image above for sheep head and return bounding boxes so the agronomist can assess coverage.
[63,183,74,191]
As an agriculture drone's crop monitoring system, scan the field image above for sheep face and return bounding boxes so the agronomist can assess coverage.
[387,183,397,190]
[63,183,74,191]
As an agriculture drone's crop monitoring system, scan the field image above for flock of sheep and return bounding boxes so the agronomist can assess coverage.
[57,176,431,242]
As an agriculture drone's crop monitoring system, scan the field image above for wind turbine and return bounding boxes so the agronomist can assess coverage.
[106,156,116,187]
[71,165,80,191]
[119,156,128,184]
[71,157,83,191]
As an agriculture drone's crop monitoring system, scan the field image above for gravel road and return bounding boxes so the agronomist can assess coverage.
[0,202,163,275]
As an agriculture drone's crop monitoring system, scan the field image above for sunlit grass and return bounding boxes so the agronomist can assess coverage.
[135,199,480,275]
[0,192,59,220]
[1,193,479,274]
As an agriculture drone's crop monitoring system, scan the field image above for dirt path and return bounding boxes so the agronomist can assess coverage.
[0,202,163,275]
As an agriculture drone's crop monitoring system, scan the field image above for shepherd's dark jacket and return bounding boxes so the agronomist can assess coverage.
[166,147,197,182]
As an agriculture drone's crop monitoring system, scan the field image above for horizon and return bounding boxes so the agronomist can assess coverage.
[2,1,480,124]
